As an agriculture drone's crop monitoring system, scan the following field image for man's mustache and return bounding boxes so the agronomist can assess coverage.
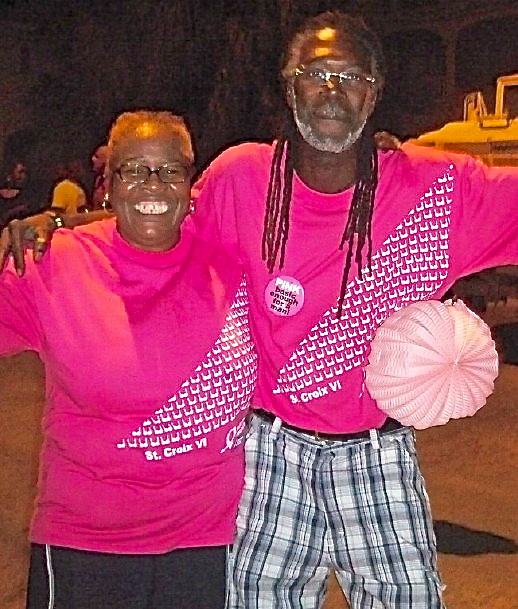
[312,101,352,120]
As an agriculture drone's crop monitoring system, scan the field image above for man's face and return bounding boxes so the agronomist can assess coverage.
[287,28,379,153]
[109,128,192,252]
[91,146,108,172]
[11,163,27,187]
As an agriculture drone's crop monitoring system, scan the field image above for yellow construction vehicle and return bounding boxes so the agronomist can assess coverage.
[412,74,518,316]
[412,74,518,166]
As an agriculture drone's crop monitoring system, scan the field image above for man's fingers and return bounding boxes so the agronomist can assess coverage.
[0,214,57,276]
[8,220,27,276]
[32,214,58,261]
[0,226,12,271]
[33,234,48,262]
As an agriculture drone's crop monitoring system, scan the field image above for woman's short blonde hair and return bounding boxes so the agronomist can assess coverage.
[106,110,194,169]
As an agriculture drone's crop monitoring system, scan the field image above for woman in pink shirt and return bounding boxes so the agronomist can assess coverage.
[0,110,257,609]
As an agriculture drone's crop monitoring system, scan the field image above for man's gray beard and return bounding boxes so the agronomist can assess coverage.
[292,99,367,153]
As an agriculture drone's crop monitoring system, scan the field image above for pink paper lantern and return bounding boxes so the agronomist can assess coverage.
[365,300,499,429]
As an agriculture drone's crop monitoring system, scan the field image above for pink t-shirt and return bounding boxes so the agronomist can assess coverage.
[194,142,518,433]
[0,218,257,553]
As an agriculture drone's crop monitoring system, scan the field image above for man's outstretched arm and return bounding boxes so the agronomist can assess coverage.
[0,210,112,276]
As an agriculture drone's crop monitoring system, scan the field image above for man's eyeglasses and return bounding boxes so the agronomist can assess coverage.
[115,163,190,184]
[294,66,377,91]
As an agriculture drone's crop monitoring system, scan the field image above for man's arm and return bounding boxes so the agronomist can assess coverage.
[0,210,112,276]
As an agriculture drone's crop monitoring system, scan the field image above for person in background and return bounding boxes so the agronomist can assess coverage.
[0,162,30,226]
[0,110,256,609]
[49,176,88,215]
[47,159,90,215]
[90,144,110,209]
[2,161,28,192]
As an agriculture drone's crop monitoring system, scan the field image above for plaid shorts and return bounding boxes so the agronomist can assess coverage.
[226,412,446,609]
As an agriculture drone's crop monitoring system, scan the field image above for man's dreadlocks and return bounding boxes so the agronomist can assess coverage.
[262,11,385,317]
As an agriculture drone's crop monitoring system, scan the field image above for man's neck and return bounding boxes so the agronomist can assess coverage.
[292,136,359,194]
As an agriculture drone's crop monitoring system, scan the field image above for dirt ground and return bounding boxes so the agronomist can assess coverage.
[1,301,517,608]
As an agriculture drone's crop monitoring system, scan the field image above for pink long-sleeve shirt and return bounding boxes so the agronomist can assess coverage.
[0,218,257,553]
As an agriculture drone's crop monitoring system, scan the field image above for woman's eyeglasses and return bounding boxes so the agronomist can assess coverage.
[115,163,190,184]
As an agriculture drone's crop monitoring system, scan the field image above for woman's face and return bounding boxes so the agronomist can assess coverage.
[109,128,192,252]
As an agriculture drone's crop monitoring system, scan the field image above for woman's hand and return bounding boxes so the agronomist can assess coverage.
[0,212,58,276]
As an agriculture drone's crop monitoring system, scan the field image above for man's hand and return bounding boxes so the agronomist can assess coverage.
[374,130,401,151]
[0,209,112,276]
[0,212,57,276]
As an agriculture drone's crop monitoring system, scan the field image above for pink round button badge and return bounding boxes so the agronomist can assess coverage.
[265,276,305,317]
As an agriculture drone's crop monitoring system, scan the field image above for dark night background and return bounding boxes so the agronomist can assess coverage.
[0,0,517,208]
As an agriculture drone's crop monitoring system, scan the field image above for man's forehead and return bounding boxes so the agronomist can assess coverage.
[298,27,368,67]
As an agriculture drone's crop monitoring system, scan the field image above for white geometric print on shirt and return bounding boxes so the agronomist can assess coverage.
[274,165,455,397]
[117,279,257,455]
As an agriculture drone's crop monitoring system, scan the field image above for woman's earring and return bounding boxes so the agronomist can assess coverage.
[102,193,112,211]
[189,199,196,214]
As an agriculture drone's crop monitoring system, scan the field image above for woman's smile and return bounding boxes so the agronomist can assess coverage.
[133,200,172,215]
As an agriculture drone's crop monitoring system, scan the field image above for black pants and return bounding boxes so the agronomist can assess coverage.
[26,543,227,609]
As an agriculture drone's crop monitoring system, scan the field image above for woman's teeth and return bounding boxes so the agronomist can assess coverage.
[134,202,169,215]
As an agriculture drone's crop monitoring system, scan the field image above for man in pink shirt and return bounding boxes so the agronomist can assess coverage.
[192,11,518,609]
